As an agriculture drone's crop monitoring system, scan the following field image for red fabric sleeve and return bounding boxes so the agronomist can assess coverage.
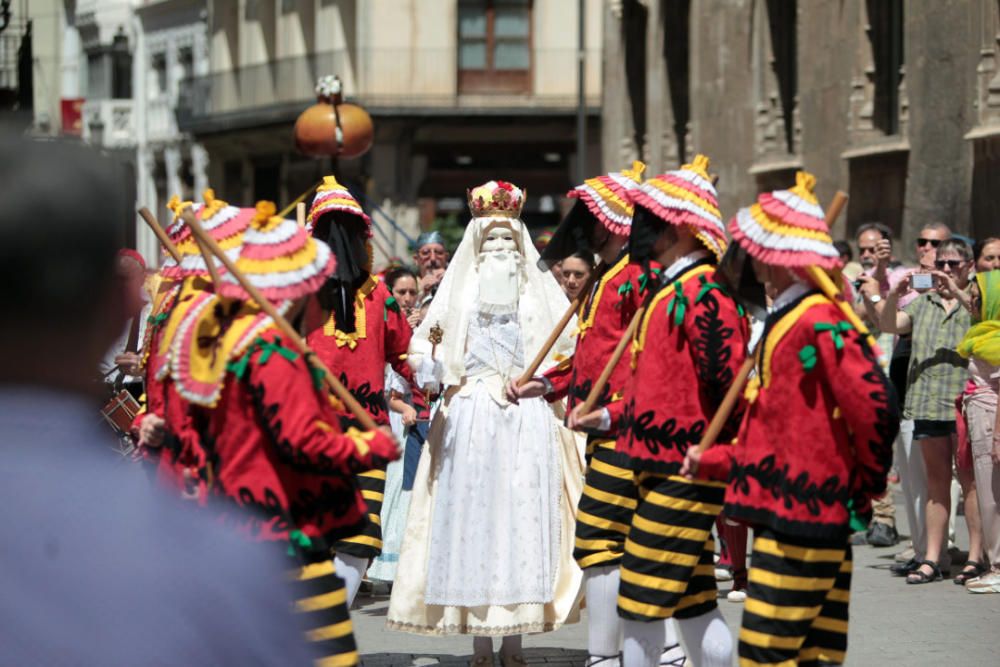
[818,323,899,505]
[542,356,574,402]
[697,443,735,483]
[250,348,399,474]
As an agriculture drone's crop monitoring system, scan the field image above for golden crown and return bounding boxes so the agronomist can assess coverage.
[467,180,525,219]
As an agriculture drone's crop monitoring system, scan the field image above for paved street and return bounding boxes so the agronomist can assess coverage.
[354,489,1000,666]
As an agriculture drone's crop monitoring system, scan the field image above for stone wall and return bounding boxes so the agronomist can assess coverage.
[602,0,997,258]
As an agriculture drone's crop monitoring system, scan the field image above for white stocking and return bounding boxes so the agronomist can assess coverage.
[676,609,733,667]
[621,619,664,667]
[659,618,686,664]
[333,552,368,608]
[584,565,623,663]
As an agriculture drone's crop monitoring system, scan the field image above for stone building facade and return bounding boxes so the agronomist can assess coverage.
[603,0,998,256]
[177,0,605,264]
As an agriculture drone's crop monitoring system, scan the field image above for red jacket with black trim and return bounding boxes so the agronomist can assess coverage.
[698,291,900,541]
[137,283,207,499]
[542,253,654,429]
[191,328,398,560]
[305,276,415,426]
[613,258,750,474]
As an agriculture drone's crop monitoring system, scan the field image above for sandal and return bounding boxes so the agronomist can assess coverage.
[954,560,988,585]
[584,655,620,666]
[906,560,942,584]
[660,642,686,666]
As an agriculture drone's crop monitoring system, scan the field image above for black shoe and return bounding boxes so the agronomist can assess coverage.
[866,522,898,547]
[890,557,920,576]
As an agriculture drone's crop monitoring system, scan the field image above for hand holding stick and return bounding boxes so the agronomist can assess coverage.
[516,274,594,387]
[138,207,182,264]
[183,215,380,432]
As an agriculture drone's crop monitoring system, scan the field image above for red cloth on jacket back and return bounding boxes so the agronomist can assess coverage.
[613,258,749,475]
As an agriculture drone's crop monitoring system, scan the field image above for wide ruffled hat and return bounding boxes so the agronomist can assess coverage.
[306,175,372,235]
[628,154,726,262]
[218,201,337,302]
[161,189,254,279]
[566,161,646,235]
[729,171,840,269]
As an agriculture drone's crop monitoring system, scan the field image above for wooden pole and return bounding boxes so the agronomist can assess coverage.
[138,207,182,264]
[179,207,222,286]
[296,202,306,228]
[576,303,645,416]
[183,215,380,432]
[278,180,320,219]
[516,274,594,386]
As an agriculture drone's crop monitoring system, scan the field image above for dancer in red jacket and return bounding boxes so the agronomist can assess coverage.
[684,172,899,667]
[510,162,682,666]
[303,176,418,607]
[579,155,748,667]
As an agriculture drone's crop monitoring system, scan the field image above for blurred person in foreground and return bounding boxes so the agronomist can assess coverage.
[879,238,985,584]
[958,270,1000,592]
[0,132,317,664]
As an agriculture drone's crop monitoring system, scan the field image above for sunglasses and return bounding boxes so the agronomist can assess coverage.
[858,245,878,254]
[934,259,964,269]
[917,238,942,248]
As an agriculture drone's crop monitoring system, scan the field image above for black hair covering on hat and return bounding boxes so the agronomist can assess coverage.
[315,211,369,333]
[628,203,668,273]
[537,199,599,271]
[715,241,768,321]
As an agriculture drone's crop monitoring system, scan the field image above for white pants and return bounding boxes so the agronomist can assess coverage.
[896,420,927,559]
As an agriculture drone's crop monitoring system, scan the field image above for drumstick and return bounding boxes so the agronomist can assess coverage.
[139,207,182,264]
[516,274,595,387]
[183,215,380,431]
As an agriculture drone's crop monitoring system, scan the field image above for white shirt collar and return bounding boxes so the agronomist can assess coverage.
[771,281,812,312]
[662,249,710,283]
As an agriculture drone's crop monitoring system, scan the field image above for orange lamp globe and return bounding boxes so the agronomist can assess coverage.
[294,75,374,159]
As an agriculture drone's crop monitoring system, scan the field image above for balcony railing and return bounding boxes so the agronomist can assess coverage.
[177,48,601,127]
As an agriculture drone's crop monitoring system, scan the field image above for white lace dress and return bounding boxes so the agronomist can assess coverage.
[387,306,583,636]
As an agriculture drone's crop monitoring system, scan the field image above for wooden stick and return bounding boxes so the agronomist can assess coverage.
[179,207,222,286]
[516,275,594,386]
[278,180,320,219]
[576,303,645,416]
[694,352,756,455]
[296,202,306,228]
[183,215,380,432]
[138,207,182,264]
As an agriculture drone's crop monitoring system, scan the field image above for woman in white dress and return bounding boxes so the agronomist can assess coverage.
[387,181,584,666]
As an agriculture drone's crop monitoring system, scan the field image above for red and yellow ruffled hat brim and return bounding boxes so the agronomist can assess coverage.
[306,176,372,236]
[567,161,646,236]
[728,171,840,270]
[160,204,254,279]
[218,210,337,303]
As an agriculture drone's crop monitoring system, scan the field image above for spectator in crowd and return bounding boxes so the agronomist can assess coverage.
[0,131,317,664]
[975,237,1000,273]
[834,239,853,265]
[853,222,901,546]
[880,238,985,584]
[412,231,449,303]
[386,265,421,330]
[958,270,1000,593]
[916,222,951,269]
[99,249,150,399]
[559,250,595,301]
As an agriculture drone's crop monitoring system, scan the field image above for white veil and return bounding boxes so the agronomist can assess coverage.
[410,215,576,387]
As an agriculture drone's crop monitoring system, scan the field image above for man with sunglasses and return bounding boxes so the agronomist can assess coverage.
[879,238,987,586]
